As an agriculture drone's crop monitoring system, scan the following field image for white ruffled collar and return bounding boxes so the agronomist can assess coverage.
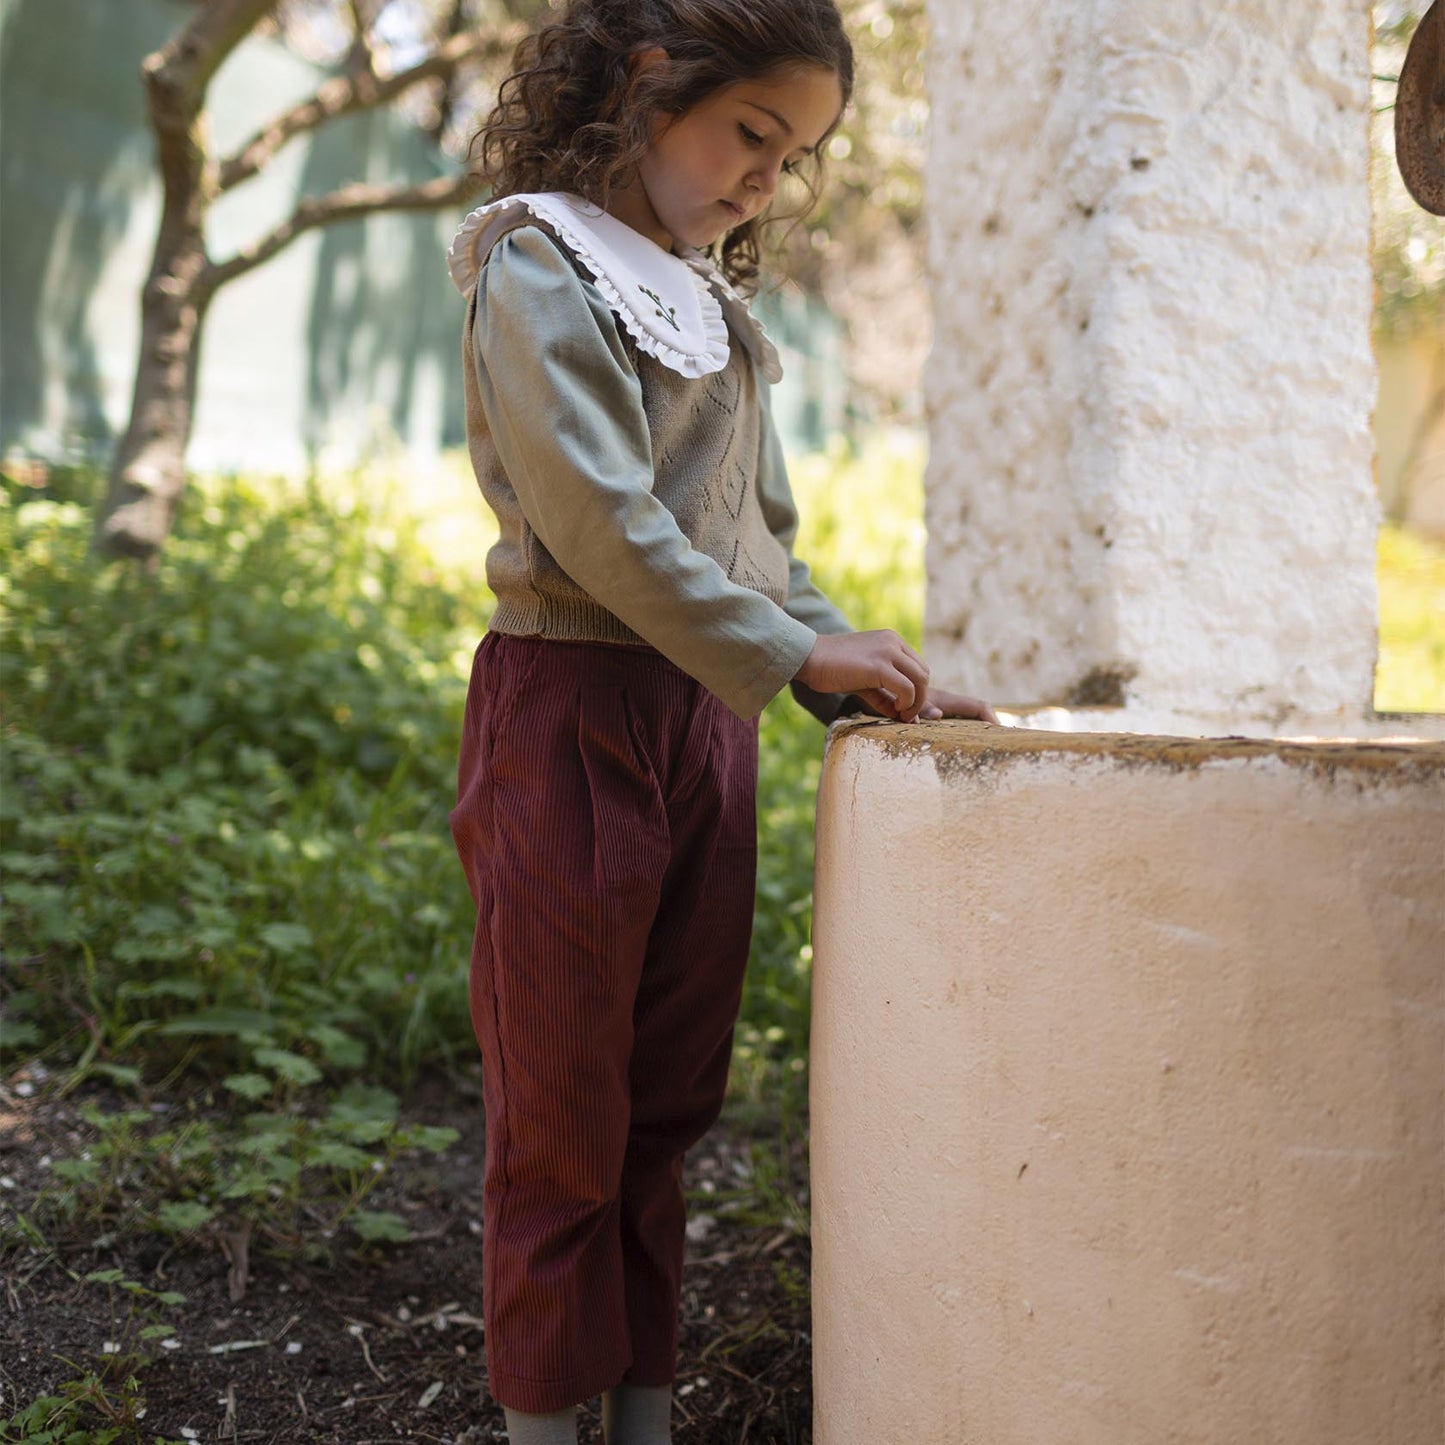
[446,191,782,384]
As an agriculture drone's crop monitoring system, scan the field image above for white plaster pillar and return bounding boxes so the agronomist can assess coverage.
[923,0,1380,730]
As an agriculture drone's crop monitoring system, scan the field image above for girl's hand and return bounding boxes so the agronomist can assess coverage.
[797,631,930,722]
[918,689,1001,725]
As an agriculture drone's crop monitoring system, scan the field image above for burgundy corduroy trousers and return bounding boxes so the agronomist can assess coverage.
[449,633,759,1413]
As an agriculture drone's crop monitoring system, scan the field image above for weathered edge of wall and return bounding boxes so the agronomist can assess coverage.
[810,719,1445,1445]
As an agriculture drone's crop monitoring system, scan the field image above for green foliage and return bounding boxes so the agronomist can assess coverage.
[1,467,477,1088]
[5,446,1440,1171]
[0,1266,186,1443]
[1372,5,1445,339]
[351,1209,412,1242]
[29,1086,456,1249]
[1,465,479,1266]
[2,446,927,1129]
[6,435,1440,1367]
[733,432,927,1107]
[778,0,928,283]
[1376,521,1445,712]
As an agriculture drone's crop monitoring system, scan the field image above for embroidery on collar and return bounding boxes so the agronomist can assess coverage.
[638,284,682,333]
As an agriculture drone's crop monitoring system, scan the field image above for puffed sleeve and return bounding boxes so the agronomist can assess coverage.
[471,226,818,721]
[753,379,865,726]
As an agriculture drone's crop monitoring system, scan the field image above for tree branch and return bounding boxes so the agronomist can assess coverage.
[145,0,278,107]
[427,0,471,148]
[139,0,277,274]
[345,0,377,79]
[204,173,479,290]
[217,24,523,194]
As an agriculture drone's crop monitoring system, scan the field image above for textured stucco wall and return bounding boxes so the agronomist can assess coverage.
[923,0,1380,728]
[810,721,1445,1444]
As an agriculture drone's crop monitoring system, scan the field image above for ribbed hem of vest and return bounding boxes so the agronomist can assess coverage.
[487,593,816,722]
[490,596,648,648]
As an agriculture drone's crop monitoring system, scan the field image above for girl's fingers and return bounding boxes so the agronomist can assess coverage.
[801,633,979,720]
[856,688,899,718]
[798,631,933,702]
[885,667,917,716]
[848,637,930,719]
[950,694,999,724]
[853,688,1001,725]
[928,692,1001,724]
[890,653,930,719]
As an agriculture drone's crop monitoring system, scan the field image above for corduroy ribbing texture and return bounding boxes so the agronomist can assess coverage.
[449,634,759,1414]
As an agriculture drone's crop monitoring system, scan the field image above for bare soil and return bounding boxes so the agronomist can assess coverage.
[0,1075,813,1443]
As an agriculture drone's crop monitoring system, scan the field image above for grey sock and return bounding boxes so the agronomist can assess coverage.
[503,1405,577,1445]
[601,1382,673,1445]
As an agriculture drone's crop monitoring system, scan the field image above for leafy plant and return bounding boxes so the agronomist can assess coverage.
[8,444,1438,1285]
[2,445,928,1127]
[2,467,476,1088]
[33,1087,456,1249]
[733,431,929,1109]
[0,1266,186,1444]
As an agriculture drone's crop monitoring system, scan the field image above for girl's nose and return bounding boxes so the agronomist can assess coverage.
[747,161,783,200]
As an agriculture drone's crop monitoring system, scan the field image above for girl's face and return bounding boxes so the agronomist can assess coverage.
[617,64,844,253]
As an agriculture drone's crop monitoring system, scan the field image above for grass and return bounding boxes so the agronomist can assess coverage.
[1375,521,1445,713]
[0,445,925,1248]
[4,420,1438,1443]
[735,430,929,1102]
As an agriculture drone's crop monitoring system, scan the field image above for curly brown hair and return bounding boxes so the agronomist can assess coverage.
[470,0,854,294]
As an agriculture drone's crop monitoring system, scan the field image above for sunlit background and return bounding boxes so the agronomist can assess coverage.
[1,3,1441,1432]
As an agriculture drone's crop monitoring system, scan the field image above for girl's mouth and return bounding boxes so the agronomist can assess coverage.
[720,200,745,221]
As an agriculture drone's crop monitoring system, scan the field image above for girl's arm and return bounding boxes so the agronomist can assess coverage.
[754,385,930,722]
[754,383,997,726]
[472,228,818,721]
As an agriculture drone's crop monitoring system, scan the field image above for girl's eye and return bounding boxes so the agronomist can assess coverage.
[739,124,765,147]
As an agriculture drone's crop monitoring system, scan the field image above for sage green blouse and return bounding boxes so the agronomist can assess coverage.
[463,223,855,723]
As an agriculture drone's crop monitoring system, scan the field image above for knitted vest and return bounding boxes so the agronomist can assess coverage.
[462,228,792,647]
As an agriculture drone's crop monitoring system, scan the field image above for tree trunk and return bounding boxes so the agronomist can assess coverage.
[96,233,213,562]
[92,2,509,563]
[94,0,271,562]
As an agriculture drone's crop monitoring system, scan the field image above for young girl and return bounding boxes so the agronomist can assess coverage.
[446,3,997,1439]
